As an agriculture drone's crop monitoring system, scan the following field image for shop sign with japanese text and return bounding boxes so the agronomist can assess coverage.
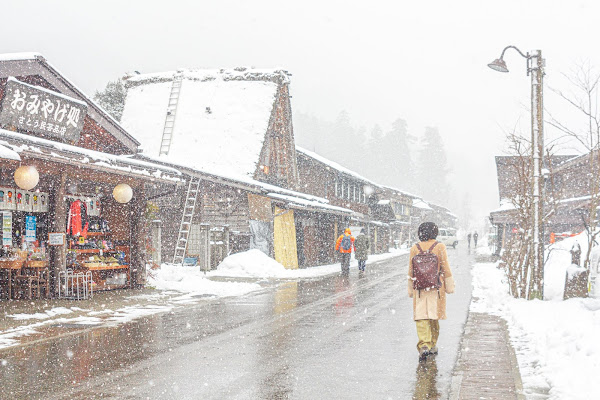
[0,77,88,143]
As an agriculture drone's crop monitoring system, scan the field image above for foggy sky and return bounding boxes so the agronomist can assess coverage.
[2,0,600,228]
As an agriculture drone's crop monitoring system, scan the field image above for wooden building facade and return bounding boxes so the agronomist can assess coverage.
[295,147,391,255]
[122,68,353,269]
[0,54,181,299]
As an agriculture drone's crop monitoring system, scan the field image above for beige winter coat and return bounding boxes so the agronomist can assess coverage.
[407,240,455,320]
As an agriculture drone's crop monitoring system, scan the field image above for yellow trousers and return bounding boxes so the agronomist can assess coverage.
[416,319,439,351]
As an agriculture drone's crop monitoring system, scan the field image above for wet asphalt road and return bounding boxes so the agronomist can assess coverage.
[0,247,473,400]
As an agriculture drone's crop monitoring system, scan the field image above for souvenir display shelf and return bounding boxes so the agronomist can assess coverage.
[67,231,131,291]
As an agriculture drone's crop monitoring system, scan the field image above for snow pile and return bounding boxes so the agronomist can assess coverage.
[471,262,600,400]
[150,249,411,284]
[215,249,291,278]
[544,231,589,300]
[147,263,262,297]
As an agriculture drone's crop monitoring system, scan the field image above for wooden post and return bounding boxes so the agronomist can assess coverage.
[151,220,162,267]
[224,225,230,256]
[200,223,210,272]
[130,186,147,288]
[49,172,67,296]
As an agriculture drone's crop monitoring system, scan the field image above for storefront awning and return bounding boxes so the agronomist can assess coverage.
[0,129,183,185]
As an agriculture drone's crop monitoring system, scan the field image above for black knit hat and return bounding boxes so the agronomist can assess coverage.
[418,222,438,241]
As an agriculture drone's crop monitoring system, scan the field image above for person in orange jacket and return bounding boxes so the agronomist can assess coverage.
[335,228,355,273]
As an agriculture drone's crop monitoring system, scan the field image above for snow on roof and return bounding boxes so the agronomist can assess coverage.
[125,67,290,86]
[380,184,421,199]
[490,198,517,213]
[0,52,41,61]
[137,151,336,205]
[558,195,593,204]
[377,199,391,205]
[0,128,182,183]
[0,144,20,161]
[267,193,353,215]
[295,146,378,186]
[412,198,433,210]
[121,68,289,179]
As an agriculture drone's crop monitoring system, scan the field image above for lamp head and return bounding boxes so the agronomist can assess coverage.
[488,58,509,73]
[113,183,133,204]
[14,165,39,190]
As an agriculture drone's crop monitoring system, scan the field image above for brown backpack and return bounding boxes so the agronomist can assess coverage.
[412,241,441,291]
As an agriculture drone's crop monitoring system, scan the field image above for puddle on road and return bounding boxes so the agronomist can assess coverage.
[413,357,440,399]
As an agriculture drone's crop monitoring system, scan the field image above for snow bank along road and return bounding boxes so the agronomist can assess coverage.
[1,249,472,399]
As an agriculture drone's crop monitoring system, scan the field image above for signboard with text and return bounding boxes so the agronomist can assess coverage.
[48,232,65,246]
[25,215,36,242]
[2,212,12,247]
[0,77,88,143]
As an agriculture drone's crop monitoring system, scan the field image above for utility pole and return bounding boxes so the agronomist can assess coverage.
[530,50,545,299]
[488,46,546,299]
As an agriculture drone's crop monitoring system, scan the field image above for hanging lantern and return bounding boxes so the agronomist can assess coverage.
[14,165,39,190]
[112,183,133,203]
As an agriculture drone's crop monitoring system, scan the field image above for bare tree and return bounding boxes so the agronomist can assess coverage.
[500,128,558,299]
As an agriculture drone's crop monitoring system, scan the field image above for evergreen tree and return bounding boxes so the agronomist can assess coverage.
[364,124,385,181]
[93,79,126,121]
[329,110,354,159]
[353,125,368,172]
[381,118,415,190]
[415,127,450,206]
[294,112,319,151]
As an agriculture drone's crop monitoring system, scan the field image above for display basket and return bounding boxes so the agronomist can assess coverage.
[27,260,46,268]
[0,257,25,269]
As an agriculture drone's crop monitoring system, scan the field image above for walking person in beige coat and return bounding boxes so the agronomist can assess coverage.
[408,222,455,360]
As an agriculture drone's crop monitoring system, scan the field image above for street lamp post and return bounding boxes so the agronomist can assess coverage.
[488,45,545,299]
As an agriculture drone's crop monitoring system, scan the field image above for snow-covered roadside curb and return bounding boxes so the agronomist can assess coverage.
[471,262,600,400]
[151,248,409,284]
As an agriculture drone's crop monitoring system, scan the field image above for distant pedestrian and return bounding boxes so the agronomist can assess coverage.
[335,228,355,274]
[467,233,472,247]
[408,222,455,361]
[473,231,479,247]
[354,228,370,272]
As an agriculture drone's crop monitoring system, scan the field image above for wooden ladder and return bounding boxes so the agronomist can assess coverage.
[172,177,201,265]
[159,72,183,156]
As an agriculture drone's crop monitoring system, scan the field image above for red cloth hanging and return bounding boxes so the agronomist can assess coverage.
[67,200,89,238]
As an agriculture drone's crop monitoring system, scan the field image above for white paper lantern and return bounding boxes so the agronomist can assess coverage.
[14,165,39,190]
[112,183,133,204]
